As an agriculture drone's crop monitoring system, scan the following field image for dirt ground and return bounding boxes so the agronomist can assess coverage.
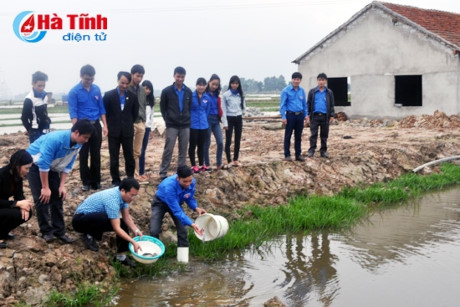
[0,110,459,305]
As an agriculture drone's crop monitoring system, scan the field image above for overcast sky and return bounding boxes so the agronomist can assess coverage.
[1,0,459,98]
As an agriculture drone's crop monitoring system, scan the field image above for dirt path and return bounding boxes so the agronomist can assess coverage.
[0,111,459,305]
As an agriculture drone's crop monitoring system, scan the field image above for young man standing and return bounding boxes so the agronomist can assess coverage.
[306,73,335,158]
[27,119,95,243]
[128,64,147,179]
[159,66,193,180]
[279,72,308,162]
[104,71,139,186]
[150,165,206,249]
[68,65,108,191]
[21,71,51,143]
[72,178,143,267]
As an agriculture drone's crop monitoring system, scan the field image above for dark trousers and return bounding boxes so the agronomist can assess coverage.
[189,128,207,166]
[149,196,189,247]
[284,112,304,158]
[139,127,151,175]
[225,115,243,163]
[108,135,135,184]
[79,121,102,186]
[72,212,130,253]
[28,164,65,236]
[0,208,33,239]
[309,114,329,153]
[28,129,46,144]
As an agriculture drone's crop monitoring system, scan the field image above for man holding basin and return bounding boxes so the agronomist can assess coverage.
[149,165,206,256]
[72,177,143,267]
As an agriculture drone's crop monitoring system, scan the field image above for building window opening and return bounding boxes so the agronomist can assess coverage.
[327,77,350,106]
[395,75,422,106]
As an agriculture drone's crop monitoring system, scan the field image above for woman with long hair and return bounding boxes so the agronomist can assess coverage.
[222,75,246,167]
[203,74,224,170]
[138,80,155,181]
[0,150,34,248]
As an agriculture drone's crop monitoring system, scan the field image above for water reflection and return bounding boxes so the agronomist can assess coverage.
[113,188,460,306]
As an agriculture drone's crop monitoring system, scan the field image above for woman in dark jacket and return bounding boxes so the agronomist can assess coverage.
[0,150,34,248]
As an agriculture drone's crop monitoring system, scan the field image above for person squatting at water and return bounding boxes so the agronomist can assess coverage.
[0,150,34,249]
[150,165,206,250]
[72,178,143,267]
[26,119,95,244]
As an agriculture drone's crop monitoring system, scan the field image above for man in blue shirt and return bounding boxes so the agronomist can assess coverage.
[149,165,206,248]
[68,64,108,191]
[72,178,143,267]
[306,73,336,158]
[27,119,95,243]
[280,72,308,162]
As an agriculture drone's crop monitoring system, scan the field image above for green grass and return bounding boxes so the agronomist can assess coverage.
[44,283,117,307]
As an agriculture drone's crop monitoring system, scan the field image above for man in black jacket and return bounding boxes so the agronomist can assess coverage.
[159,66,193,180]
[103,72,139,186]
[306,73,335,158]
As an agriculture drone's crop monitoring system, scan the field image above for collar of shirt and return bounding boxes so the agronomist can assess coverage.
[230,89,239,96]
[33,89,47,100]
[315,86,327,93]
[117,88,127,105]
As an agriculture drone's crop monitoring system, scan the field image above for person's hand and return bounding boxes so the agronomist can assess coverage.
[132,241,142,253]
[329,117,334,124]
[224,126,228,130]
[134,229,143,238]
[306,116,310,125]
[191,223,203,236]
[282,119,287,126]
[39,187,51,204]
[59,185,67,201]
[24,131,29,136]
[102,126,108,137]
[195,207,206,216]
[16,199,32,211]
[20,208,30,221]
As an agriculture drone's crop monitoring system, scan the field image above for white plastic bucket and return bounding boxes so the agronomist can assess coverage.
[194,213,229,242]
[177,247,189,263]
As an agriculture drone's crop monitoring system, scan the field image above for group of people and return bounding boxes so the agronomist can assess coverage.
[2,65,336,266]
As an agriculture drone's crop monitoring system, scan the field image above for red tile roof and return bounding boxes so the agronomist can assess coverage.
[381,2,460,47]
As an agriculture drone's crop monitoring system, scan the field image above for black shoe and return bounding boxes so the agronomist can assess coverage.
[57,234,75,244]
[43,234,56,242]
[82,234,99,251]
[91,183,102,190]
[0,241,6,248]
[82,184,90,191]
[307,151,314,158]
[295,155,306,162]
[6,232,15,240]
[113,255,137,268]
[284,156,292,162]
[320,152,329,158]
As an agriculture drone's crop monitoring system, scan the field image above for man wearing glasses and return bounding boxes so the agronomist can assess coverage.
[72,178,142,267]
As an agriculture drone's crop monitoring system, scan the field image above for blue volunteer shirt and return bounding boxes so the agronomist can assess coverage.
[190,91,209,130]
[203,92,218,116]
[117,88,126,111]
[156,174,198,226]
[313,87,327,114]
[279,84,308,119]
[68,82,105,121]
[75,187,128,219]
[175,84,185,112]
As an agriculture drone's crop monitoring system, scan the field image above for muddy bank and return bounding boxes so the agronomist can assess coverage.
[0,111,459,305]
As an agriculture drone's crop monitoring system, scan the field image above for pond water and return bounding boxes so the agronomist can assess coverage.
[112,188,460,306]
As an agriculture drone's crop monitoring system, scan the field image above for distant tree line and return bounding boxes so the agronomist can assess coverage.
[223,75,287,93]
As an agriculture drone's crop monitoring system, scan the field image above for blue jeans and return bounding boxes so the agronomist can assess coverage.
[283,112,304,158]
[204,114,223,167]
[139,127,151,175]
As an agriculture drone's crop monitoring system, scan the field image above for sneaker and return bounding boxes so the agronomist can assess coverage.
[43,234,56,243]
[113,255,137,268]
[81,184,90,191]
[91,183,102,190]
[82,234,99,251]
[307,151,314,158]
[0,241,6,249]
[284,156,292,162]
[295,155,306,162]
[200,165,212,172]
[57,234,75,244]
[192,166,201,173]
[320,152,329,158]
